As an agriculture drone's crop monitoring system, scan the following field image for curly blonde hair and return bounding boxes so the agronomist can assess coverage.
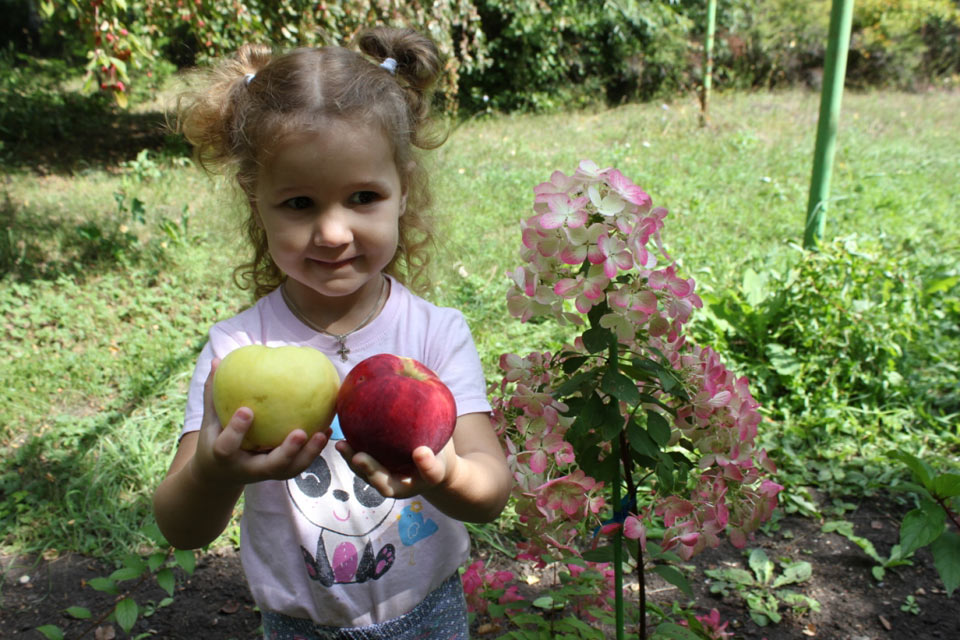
[175,27,445,299]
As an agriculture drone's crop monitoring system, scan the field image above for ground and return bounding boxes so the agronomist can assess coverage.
[2,497,956,640]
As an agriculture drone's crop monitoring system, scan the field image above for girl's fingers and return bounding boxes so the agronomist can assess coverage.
[212,407,254,458]
[411,446,445,485]
[256,428,327,478]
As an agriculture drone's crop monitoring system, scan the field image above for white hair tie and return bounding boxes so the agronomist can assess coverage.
[244,73,256,86]
[379,58,398,75]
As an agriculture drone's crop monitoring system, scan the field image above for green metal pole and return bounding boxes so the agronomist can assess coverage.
[700,0,717,127]
[804,0,855,249]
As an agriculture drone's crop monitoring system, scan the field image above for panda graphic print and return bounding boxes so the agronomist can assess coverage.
[287,444,442,587]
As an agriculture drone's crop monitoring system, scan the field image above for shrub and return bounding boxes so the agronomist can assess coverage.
[692,234,959,451]
[460,0,693,112]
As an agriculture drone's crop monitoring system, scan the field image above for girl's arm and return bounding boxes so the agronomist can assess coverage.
[337,412,513,523]
[153,361,331,549]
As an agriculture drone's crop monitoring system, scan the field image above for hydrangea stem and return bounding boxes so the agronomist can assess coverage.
[619,429,645,638]
[612,443,625,640]
[609,340,626,639]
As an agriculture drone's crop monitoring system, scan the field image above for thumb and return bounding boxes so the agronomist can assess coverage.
[411,446,447,486]
[202,357,222,419]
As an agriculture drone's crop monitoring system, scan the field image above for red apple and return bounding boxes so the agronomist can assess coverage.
[336,354,457,474]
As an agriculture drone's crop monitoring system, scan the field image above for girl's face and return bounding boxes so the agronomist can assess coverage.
[253,118,405,318]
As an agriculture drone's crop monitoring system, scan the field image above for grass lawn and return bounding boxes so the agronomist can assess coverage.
[1,88,958,559]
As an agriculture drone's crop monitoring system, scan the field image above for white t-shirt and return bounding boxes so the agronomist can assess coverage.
[181,276,491,626]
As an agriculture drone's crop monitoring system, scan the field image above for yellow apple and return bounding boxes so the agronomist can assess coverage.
[212,345,340,451]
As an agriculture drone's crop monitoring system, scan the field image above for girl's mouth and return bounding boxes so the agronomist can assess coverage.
[312,257,354,269]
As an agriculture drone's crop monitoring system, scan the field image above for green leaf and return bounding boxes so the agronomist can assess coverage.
[561,355,588,374]
[899,502,946,557]
[871,565,885,581]
[765,343,801,376]
[652,622,702,639]
[932,473,960,498]
[646,410,671,446]
[704,567,754,585]
[742,267,768,307]
[174,549,196,575]
[822,520,882,563]
[115,597,139,633]
[532,595,557,609]
[582,545,616,563]
[626,418,659,459]
[554,369,600,397]
[148,551,167,572]
[600,395,624,440]
[556,616,600,636]
[88,577,118,594]
[924,275,959,294]
[930,530,960,596]
[573,392,605,433]
[110,566,143,582]
[156,567,175,597]
[888,450,935,488]
[601,369,640,406]
[582,327,611,353]
[36,626,64,640]
[748,548,774,584]
[123,553,148,573]
[64,606,92,619]
[508,612,545,626]
[651,564,692,596]
[772,560,812,588]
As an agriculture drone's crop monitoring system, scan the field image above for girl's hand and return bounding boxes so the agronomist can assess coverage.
[336,412,512,522]
[190,359,331,487]
[334,438,459,500]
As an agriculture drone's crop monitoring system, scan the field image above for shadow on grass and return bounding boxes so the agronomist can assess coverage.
[0,192,171,283]
[0,87,183,175]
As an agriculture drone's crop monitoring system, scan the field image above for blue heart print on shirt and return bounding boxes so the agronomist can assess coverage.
[398,504,438,545]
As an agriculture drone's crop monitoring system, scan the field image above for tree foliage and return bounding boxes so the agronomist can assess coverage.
[11,0,960,112]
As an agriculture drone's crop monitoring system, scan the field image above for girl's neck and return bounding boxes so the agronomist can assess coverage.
[281,275,388,337]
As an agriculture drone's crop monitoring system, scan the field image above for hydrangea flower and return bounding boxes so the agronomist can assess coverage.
[493,161,781,597]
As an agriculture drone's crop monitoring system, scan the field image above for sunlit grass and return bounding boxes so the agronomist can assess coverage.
[1,89,957,558]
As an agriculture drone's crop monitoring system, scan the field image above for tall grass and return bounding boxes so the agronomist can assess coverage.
[1,89,957,558]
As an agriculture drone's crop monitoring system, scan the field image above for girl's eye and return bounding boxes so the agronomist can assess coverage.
[284,196,313,210]
[349,191,379,205]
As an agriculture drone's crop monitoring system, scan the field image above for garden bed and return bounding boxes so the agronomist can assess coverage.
[3,496,955,639]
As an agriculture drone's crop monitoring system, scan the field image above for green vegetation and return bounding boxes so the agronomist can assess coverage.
[6,1,960,114]
[704,548,819,626]
[1,88,958,592]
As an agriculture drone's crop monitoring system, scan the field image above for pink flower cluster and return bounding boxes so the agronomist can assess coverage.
[492,351,608,551]
[461,560,524,616]
[492,161,782,564]
[507,160,702,347]
[681,608,734,640]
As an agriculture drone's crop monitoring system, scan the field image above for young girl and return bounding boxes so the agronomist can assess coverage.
[152,27,513,640]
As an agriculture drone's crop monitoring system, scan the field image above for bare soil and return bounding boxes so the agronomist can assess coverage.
[2,497,956,640]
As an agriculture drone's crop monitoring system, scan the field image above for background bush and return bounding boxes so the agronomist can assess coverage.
[4,0,959,115]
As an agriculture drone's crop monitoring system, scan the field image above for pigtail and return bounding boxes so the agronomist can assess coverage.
[174,43,274,178]
[356,28,445,150]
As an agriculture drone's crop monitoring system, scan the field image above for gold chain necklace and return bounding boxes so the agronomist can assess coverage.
[280,275,387,362]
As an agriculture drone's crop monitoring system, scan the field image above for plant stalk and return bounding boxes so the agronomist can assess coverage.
[619,430,645,637]
[612,449,625,640]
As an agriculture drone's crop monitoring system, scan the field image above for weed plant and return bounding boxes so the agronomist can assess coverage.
[1,88,958,572]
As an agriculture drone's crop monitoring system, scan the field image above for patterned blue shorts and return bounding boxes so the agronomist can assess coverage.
[261,572,469,640]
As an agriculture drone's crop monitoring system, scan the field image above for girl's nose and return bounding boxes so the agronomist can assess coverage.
[313,209,353,247]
